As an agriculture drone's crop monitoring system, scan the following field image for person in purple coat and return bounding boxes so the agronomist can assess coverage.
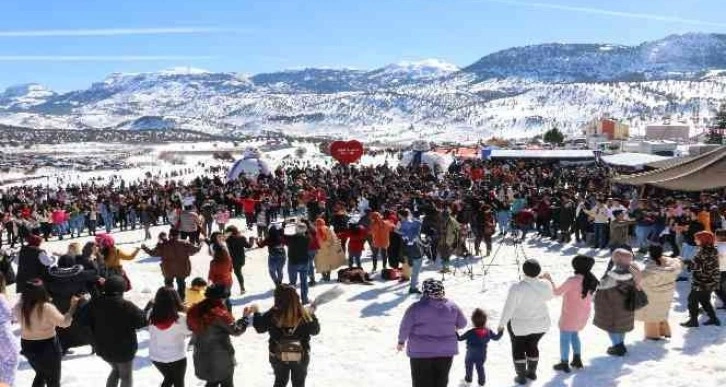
[397,279,467,387]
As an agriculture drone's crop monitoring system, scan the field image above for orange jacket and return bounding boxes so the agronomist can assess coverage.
[369,212,394,248]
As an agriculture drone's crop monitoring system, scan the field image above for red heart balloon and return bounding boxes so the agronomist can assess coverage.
[329,140,364,164]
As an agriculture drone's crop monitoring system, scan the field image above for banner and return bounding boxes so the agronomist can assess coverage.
[330,140,364,164]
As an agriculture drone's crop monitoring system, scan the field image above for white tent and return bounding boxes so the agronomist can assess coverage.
[227,148,272,181]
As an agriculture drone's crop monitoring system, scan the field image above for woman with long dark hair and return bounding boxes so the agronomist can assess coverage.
[14,279,79,387]
[187,284,248,387]
[148,287,191,387]
[251,284,320,387]
[0,273,19,387]
[543,255,598,373]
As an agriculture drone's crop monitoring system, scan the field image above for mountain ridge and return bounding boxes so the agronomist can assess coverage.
[1,33,725,141]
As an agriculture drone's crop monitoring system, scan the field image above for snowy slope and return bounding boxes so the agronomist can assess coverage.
[1,33,725,141]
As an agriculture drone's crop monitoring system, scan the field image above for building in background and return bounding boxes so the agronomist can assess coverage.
[583,118,630,140]
[645,124,691,141]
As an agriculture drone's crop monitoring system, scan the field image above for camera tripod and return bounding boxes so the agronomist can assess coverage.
[480,226,529,292]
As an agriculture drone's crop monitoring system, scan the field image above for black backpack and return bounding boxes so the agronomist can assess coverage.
[275,322,304,363]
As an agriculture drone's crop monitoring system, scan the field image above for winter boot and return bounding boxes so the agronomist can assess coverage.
[703,318,721,326]
[606,343,627,357]
[553,361,571,373]
[570,354,584,369]
[526,358,539,380]
[680,319,699,328]
[514,361,527,385]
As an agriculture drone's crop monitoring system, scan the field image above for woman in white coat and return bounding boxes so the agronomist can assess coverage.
[498,259,554,385]
[635,245,682,340]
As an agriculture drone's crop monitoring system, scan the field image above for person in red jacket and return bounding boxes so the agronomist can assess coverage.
[348,225,367,268]
[236,197,259,231]
[207,232,233,311]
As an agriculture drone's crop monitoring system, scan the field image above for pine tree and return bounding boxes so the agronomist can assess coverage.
[543,127,565,145]
[706,102,726,145]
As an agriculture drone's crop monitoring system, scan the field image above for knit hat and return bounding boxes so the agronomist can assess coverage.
[95,233,115,249]
[104,275,127,295]
[522,259,542,278]
[26,234,43,247]
[422,279,445,299]
[205,283,230,300]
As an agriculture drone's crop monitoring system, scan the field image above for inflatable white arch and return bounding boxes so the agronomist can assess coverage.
[227,148,272,181]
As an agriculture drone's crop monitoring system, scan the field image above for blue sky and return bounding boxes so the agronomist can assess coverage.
[0,0,723,91]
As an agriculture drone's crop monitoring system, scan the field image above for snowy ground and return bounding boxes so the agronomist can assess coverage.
[8,221,726,387]
[5,142,726,386]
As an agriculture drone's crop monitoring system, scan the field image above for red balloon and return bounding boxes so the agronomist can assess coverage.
[329,140,364,164]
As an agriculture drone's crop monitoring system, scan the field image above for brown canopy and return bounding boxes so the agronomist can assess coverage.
[613,146,726,191]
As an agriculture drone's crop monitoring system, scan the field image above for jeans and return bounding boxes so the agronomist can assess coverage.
[607,332,625,346]
[268,252,286,285]
[153,359,186,387]
[164,277,187,301]
[409,257,423,291]
[288,263,310,303]
[464,355,485,385]
[593,223,607,249]
[21,337,62,387]
[348,253,362,268]
[271,354,309,387]
[559,331,581,361]
[102,212,113,233]
[496,211,511,234]
[106,361,133,387]
[410,357,453,387]
[635,225,653,249]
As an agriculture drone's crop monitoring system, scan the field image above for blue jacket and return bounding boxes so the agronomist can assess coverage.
[457,328,503,360]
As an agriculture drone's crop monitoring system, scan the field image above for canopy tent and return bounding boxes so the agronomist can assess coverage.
[226,148,272,181]
[613,146,726,191]
[601,153,670,168]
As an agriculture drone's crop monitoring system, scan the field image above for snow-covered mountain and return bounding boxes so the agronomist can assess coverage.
[0,83,57,110]
[1,34,725,142]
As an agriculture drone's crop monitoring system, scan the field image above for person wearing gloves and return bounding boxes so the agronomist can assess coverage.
[498,259,554,385]
[398,279,467,387]
[543,255,598,373]
[186,284,249,387]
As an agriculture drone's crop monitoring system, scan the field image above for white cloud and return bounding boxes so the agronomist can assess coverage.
[0,27,240,37]
[0,55,216,61]
[479,0,726,28]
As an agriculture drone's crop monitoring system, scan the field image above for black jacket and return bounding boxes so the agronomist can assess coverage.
[285,234,310,266]
[15,246,46,294]
[253,310,320,354]
[226,235,253,266]
[83,294,147,363]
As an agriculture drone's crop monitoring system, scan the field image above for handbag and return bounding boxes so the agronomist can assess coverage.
[625,287,649,311]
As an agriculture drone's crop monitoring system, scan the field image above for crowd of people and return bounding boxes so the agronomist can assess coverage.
[0,155,725,386]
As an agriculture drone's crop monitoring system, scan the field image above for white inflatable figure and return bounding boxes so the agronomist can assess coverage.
[400,141,453,172]
[227,147,272,181]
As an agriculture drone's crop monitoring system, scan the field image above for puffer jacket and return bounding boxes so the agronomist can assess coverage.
[593,269,637,333]
[690,246,720,292]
